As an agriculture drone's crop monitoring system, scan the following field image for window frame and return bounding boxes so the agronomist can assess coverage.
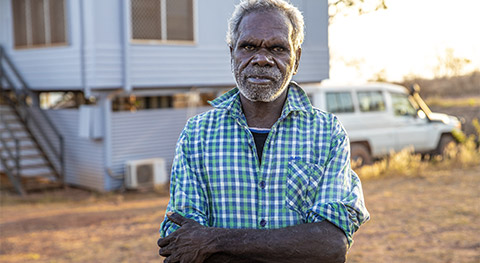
[11,0,68,50]
[130,0,197,46]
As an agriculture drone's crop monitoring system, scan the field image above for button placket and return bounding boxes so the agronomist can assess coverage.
[259,218,267,227]
[259,180,266,189]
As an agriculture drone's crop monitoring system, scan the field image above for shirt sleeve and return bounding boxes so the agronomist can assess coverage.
[159,126,210,237]
[304,115,370,247]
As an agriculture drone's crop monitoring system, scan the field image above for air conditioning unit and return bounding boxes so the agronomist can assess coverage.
[125,158,168,189]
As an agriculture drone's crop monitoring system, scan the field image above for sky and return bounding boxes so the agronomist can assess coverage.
[328,0,480,82]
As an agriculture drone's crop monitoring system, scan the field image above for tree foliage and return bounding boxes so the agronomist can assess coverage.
[329,0,387,22]
[434,48,472,78]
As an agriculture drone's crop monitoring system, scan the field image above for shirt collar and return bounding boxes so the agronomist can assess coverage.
[209,81,315,119]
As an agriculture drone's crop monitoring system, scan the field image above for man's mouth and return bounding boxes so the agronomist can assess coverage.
[246,76,274,84]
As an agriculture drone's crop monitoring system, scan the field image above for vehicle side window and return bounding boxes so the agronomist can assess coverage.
[391,93,417,117]
[326,92,354,113]
[357,91,386,112]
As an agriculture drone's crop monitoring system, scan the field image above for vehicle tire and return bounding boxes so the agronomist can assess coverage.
[435,134,456,156]
[351,143,373,167]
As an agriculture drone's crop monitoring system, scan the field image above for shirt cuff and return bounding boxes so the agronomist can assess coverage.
[159,211,209,237]
[305,202,361,248]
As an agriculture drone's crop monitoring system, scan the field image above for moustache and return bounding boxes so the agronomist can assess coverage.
[241,65,282,81]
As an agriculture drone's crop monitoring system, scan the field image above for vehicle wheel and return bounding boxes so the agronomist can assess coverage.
[351,143,373,167]
[436,134,456,156]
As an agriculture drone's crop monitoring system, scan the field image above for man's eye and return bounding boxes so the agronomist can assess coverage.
[244,45,255,51]
[272,47,285,52]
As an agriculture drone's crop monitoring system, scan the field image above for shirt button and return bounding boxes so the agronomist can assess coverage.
[260,219,267,227]
[259,181,266,189]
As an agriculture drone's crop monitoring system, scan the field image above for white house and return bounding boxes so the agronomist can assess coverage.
[0,0,329,193]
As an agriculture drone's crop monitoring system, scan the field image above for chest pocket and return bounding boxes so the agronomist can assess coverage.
[285,159,324,218]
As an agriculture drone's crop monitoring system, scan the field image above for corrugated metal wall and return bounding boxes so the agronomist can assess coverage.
[109,106,212,189]
[39,109,105,191]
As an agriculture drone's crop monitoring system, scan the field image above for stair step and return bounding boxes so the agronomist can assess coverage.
[1,153,44,161]
[0,136,31,142]
[0,144,37,151]
[0,173,62,191]
[20,153,45,159]
[0,161,50,170]
[21,176,62,191]
[20,172,56,178]
[0,127,26,132]
[1,117,20,122]
[20,163,50,170]
[0,116,19,122]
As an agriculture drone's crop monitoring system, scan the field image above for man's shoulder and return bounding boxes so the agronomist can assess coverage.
[184,107,229,131]
[301,105,337,124]
[300,106,346,136]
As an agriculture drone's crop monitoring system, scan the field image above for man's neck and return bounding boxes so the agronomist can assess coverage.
[239,88,288,129]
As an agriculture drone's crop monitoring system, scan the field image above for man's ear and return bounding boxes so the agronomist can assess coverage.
[293,47,302,75]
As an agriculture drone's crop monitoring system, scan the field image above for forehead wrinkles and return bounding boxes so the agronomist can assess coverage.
[236,10,293,45]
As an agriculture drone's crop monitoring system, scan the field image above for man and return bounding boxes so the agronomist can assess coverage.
[158,0,369,262]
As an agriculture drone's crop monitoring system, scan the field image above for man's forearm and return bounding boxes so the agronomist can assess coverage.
[158,213,347,263]
[205,220,347,263]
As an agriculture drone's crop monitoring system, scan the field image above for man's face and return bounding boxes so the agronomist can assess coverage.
[231,10,301,102]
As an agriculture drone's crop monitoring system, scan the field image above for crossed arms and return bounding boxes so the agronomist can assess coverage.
[158,212,347,263]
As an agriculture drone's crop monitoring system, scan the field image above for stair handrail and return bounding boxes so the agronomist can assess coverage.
[0,45,65,183]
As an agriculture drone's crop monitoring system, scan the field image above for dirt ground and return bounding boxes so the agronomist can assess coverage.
[1,166,479,263]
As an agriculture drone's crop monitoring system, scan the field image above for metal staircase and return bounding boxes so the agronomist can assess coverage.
[0,45,64,196]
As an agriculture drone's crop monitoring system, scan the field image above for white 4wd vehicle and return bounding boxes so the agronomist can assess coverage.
[302,82,462,165]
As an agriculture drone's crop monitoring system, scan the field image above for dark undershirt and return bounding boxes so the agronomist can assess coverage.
[250,129,270,164]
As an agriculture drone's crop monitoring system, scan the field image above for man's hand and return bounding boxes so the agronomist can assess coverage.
[158,212,218,263]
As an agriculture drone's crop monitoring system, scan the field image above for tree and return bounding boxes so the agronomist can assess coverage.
[434,48,472,78]
[329,0,387,22]
[369,68,388,82]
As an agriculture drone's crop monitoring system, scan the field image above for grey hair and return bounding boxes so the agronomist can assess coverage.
[227,0,305,50]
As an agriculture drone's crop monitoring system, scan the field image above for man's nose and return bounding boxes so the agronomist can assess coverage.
[251,52,274,67]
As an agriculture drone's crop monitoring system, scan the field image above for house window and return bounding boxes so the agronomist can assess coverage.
[112,91,216,112]
[131,0,194,43]
[11,0,67,49]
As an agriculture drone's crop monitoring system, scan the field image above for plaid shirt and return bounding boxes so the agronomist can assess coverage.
[160,83,369,246]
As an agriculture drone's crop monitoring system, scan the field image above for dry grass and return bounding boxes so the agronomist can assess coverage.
[425,97,480,108]
[354,131,480,180]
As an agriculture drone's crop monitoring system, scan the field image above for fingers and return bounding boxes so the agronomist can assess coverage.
[157,237,170,248]
[167,212,192,226]
[163,255,179,263]
[158,244,172,257]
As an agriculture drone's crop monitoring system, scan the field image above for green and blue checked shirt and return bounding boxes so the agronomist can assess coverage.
[160,83,370,246]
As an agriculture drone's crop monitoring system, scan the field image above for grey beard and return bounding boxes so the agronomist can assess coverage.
[232,63,291,102]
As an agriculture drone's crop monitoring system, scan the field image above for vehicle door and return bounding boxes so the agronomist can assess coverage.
[352,90,395,156]
[390,92,430,152]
